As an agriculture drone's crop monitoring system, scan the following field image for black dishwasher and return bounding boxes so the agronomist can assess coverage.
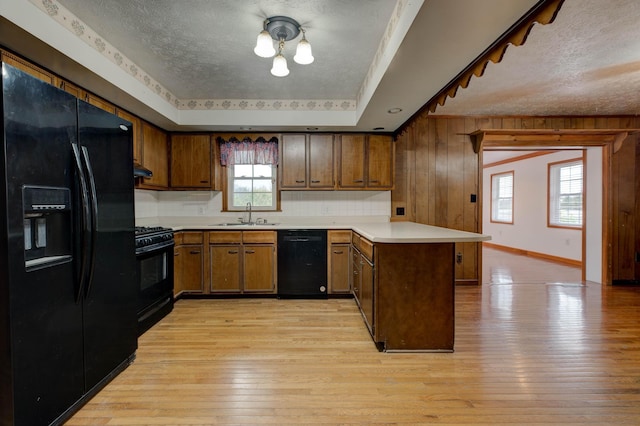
[277,230,327,298]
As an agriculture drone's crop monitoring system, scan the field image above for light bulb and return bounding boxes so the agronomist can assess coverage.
[271,53,290,77]
[294,37,314,65]
[254,30,275,58]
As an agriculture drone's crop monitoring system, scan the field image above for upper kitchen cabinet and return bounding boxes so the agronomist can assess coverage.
[82,91,116,114]
[337,134,366,188]
[58,79,84,99]
[280,134,334,189]
[115,108,143,165]
[337,134,394,190]
[137,122,169,189]
[1,50,55,85]
[367,135,394,189]
[170,134,213,189]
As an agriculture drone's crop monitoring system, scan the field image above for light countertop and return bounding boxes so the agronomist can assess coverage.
[141,217,490,244]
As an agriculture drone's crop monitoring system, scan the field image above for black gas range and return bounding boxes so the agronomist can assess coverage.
[135,226,174,254]
[135,226,175,335]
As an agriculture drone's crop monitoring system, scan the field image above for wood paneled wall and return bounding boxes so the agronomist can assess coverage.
[393,115,640,284]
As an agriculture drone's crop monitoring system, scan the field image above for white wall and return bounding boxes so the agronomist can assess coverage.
[584,147,602,283]
[135,190,391,222]
[483,150,585,262]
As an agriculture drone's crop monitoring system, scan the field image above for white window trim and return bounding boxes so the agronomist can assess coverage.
[490,171,514,224]
[548,158,583,229]
[226,164,277,211]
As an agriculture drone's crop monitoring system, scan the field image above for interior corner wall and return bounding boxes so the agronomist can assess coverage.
[482,150,585,263]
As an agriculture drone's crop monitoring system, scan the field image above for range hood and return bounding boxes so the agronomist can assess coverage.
[133,162,152,178]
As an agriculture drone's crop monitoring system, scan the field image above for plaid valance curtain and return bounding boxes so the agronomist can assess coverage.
[217,137,279,166]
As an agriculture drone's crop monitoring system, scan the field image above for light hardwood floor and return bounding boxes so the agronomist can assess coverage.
[67,249,640,425]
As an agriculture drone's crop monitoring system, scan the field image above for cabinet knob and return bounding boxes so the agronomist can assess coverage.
[295,180,305,183]
[245,250,255,254]
[189,250,201,255]
[333,250,344,254]
[311,180,320,183]
[228,250,239,254]
[369,180,379,183]
[200,180,209,184]
[353,179,364,183]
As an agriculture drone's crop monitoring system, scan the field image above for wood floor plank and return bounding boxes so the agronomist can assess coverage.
[66,251,640,425]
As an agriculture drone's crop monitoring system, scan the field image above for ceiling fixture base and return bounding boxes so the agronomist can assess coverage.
[264,16,301,41]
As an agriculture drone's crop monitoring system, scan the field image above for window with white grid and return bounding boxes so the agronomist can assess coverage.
[548,159,583,228]
[491,171,513,223]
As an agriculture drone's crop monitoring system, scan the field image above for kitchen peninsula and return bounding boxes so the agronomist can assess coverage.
[146,219,490,352]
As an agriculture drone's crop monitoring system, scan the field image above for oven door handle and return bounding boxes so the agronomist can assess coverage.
[135,240,175,256]
[72,143,92,303]
[80,146,99,298]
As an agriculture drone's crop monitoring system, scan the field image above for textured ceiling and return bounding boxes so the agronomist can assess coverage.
[434,0,640,116]
[7,0,638,134]
[55,0,397,101]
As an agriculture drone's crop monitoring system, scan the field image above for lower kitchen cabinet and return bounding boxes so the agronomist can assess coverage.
[210,244,241,292]
[173,232,205,297]
[209,231,276,294]
[351,232,455,352]
[351,233,374,334]
[328,230,351,294]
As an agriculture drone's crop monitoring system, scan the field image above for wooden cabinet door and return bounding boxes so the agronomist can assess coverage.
[173,246,183,297]
[308,134,334,188]
[280,134,307,188]
[1,50,55,84]
[243,245,275,292]
[330,243,351,293]
[360,254,374,334]
[352,247,362,305]
[59,80,84,99]
[84,92,116,113]
[338,134,365,188]
[210,245,241,292]
[139,122,168,188]
[367,135,393,188]
[181,245,204,293]
[116,109,143,164]
[170,134,212,188]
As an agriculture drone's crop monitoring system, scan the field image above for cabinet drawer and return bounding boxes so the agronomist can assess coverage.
[329,230,351,243]
[360,237,374,261]
[243,231,276,244]
[174,232,184,245]
[209,231,242,244]
[181,231,203,244]
[351,232,361,247]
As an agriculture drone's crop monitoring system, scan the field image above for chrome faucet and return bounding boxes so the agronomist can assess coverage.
[243,202,252,224]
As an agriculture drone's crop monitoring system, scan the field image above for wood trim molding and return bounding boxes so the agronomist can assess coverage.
[483,241,582,268]
[469,129,639,154]
[397,0,566,134]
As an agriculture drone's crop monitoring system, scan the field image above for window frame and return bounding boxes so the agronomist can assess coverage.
[547,157,584,230]
[490,171,514,224]
[225,164,279,212]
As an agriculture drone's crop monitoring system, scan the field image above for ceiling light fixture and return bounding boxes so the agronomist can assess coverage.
[254,16,314,77]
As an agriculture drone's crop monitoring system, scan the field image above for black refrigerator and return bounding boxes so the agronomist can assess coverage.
[0,64,138,425]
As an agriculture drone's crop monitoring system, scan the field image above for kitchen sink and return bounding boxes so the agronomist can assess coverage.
[213,222,280,226]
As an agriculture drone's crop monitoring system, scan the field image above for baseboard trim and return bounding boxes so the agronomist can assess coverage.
[483,242,582,268]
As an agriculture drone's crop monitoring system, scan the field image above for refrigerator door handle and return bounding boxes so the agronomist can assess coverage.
[80,146,99,298]
[71,142,92,303]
